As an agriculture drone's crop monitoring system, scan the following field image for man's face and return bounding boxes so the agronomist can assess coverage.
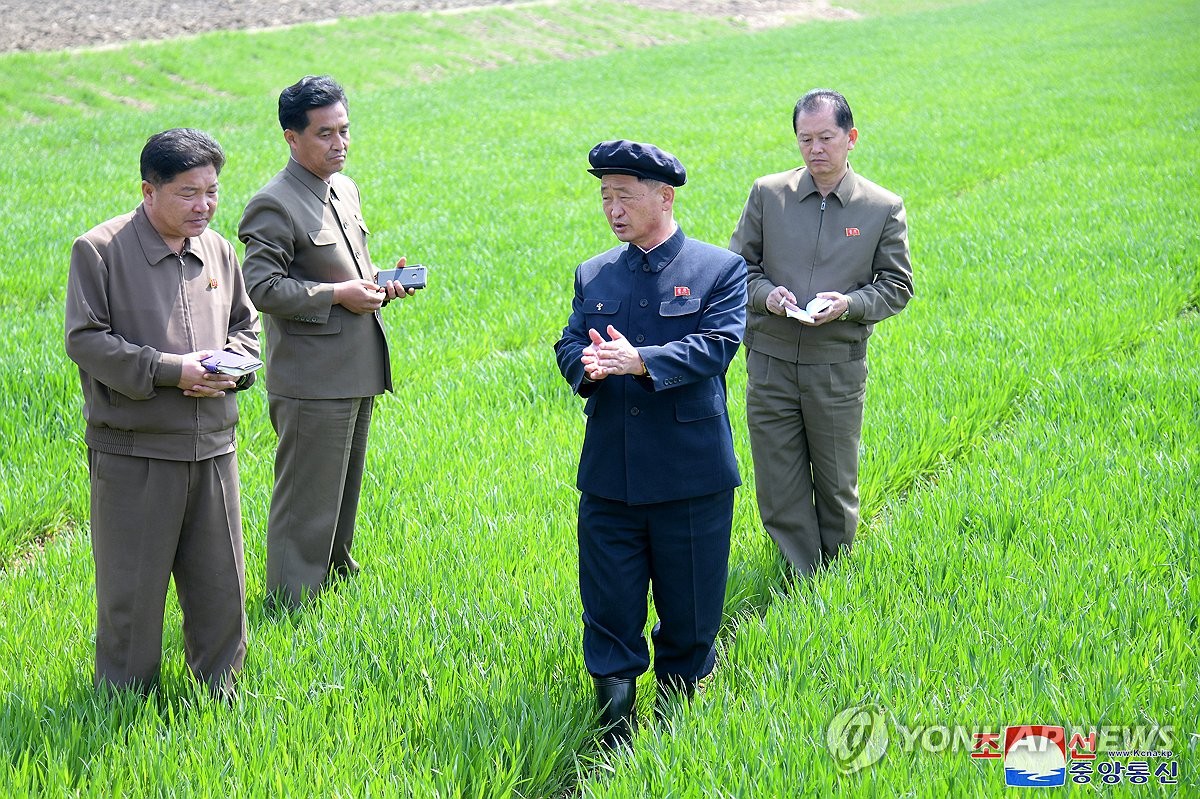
[795,104,857,185]
[141,164,219,245]
[600,174,673,250]
[286,102,350,181]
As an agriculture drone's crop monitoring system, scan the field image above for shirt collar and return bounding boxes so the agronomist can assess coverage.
[133,204,199,266]
[628,223,684,273]
[796,163,857,205]
[285,157,333,202]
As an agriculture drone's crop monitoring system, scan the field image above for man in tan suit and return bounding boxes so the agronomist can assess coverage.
[66,128,258,697]
[240,75,414,610]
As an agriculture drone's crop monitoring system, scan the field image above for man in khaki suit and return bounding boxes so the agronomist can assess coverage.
[730,89,913,577]
[240,75,414,610]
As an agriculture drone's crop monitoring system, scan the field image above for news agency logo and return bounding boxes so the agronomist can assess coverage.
[823,708,1179,786]
[1003,726,1067,787]
[826,704,888,774]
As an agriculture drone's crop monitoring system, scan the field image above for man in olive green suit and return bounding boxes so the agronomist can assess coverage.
[240,75,414,610]
[730,89,913,577]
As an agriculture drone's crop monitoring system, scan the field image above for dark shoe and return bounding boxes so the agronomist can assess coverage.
[654,673,696,723]
[326,562,359,594]
[593,676,636,749]
[263,589,304,619]
[330,556,360,579]
[208,671,239,705]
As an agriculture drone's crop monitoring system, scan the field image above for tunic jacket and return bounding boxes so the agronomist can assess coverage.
[239,159,390,399]
[555,227,746,505]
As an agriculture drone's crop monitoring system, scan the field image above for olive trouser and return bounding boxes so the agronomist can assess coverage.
[265,394,374,608]
[89,449,246,694]
[746,350,867,575]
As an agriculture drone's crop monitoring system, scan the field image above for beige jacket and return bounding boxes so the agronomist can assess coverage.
[64,206,260,460]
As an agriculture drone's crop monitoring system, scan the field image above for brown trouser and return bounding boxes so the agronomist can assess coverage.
[265,394,373,608]
[88,450,246,695]
[746,351,868,576]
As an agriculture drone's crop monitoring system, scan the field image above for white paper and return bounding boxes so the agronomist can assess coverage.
[785,297,832,323]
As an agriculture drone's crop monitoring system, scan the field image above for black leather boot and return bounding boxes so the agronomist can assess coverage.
[593,676,636,748]
[654,673,696,723]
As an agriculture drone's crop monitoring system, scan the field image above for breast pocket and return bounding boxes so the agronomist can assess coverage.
[308,228,338,247]
[660,298,701,317]
[584,298,621,317]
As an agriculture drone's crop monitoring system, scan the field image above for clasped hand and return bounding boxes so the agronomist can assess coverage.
[178,350,236,398]
[581,325,645,380]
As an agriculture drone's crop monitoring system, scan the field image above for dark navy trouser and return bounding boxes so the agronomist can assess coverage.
[578,490,733,681]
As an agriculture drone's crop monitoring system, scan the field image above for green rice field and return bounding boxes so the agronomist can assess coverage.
[0,0,1196,795]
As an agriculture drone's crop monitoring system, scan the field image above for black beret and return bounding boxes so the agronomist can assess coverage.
[587,139,687,186]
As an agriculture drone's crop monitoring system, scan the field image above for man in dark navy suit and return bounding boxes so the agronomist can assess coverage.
[555,139,747,748]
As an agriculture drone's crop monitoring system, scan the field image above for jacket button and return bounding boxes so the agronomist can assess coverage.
[639,299,648,307]
[635,334,645,343]
[630,407,640,416]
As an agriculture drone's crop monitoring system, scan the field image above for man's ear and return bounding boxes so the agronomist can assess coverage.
[662,185,675,210]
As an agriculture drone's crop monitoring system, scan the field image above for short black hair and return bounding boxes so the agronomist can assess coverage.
[793,89,854,134]
[278,75,348,133]
[140,128,225,186]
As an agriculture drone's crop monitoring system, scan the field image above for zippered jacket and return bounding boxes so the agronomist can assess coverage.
[730,165,913,364]
[65,206,260,461]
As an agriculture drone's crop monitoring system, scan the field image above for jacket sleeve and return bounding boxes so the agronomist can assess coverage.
[220,244,262,391]
[554,267,600,398]
[846,198,914,323]
[730,180,774,315]
[239,192,336,323]
[64,236,174,400]
[639,252,747,392]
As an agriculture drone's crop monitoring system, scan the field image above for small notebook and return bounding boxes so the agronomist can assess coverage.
[201,351,263,377]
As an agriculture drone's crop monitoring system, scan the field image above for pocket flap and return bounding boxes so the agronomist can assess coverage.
[676,393,724,422]
[308,228,338,246]
[660,298,701,316]
[584,298,621,315]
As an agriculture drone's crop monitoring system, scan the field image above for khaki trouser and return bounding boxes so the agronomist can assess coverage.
[265,394,373,608]
[88,450,246,695]
[746,351,867,575]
